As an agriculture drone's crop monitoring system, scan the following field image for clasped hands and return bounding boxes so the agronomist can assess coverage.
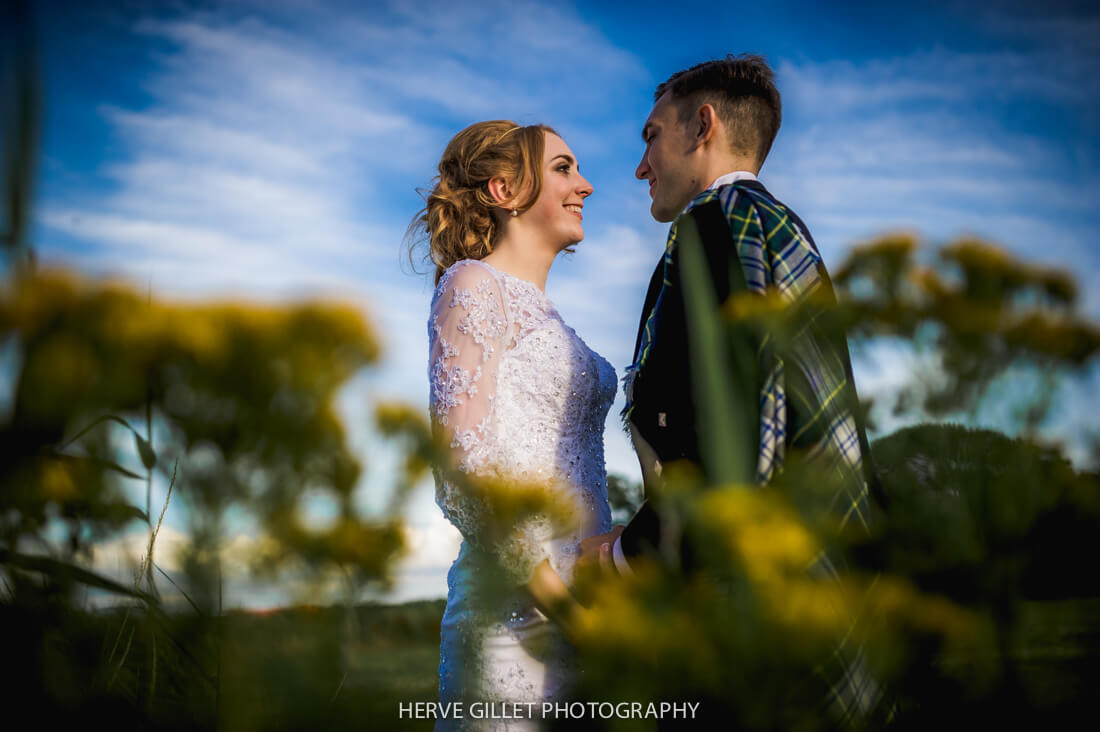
[525,525,625,642]
[575,524,625,576]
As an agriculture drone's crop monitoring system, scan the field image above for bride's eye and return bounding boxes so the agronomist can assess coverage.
[557,164,571,173]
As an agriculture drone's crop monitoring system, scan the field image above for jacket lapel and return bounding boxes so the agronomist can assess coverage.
[632,255,666,363]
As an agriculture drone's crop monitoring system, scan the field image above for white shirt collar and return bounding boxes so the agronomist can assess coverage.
[679,171,759,217]
[706,170,757,190]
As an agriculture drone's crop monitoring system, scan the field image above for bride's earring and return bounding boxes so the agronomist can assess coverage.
[511,208,519,217]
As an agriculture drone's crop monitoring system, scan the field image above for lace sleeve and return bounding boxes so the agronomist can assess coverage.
[428,261,551,584]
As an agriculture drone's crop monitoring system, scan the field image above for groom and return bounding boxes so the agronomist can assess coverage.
[580,54,882,725]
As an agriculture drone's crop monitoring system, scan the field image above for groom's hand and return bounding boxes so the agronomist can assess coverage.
[577,525,624,575]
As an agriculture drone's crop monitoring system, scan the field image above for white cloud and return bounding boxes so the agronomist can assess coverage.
[34,1,1100,607]
[759,35,1100,473]
[36,0,646,606]
[779,43,1096,113]
[766,45,1100,292]
[86,522,188,581]
[396,513,461,575]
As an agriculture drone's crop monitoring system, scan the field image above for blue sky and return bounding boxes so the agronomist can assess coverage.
[22,0,1100,607]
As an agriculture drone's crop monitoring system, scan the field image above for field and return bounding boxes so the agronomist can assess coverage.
[7,593,1098,731]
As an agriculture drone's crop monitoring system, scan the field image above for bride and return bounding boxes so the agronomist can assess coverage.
[410,120,617,729]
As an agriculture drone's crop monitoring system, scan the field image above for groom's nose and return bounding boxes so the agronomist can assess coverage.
[635,152,650,180]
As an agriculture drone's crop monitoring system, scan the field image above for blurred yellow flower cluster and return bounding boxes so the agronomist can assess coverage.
[1,267,408,594]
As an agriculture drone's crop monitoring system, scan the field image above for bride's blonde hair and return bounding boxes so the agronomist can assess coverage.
[408,120,557,283]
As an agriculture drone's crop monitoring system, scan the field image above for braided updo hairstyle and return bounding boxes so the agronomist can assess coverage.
[408,120,557,284]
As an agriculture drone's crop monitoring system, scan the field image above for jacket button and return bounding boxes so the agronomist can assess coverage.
[658,412,667,427]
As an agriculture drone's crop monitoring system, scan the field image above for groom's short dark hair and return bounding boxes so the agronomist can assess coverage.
[655,54,782,166]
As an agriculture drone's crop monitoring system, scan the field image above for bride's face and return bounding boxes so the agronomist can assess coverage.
[524,133,593,250]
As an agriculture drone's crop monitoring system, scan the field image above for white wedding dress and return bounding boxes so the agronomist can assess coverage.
[427,259,616,730]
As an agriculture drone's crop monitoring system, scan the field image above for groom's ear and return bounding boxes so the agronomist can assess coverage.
[692,103,719,149]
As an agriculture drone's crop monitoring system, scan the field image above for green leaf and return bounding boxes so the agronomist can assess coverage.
[103,501,149,525]
[135,433,157,470]
[51,452,147,480]
[155,562,205,617]
[0,548,153,600]
[59,413,139,451]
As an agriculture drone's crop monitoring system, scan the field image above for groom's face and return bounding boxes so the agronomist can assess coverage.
[636,93,701,223]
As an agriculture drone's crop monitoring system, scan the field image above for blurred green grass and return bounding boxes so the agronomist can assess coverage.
[210,599,445,731]
[12,594,1083,731]
[76,598,448,731]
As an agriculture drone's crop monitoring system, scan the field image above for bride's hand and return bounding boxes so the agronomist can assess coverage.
[577,525,624,573]
[525,559,587,638]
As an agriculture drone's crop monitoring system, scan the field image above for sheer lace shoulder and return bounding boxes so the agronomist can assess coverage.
[428,260,550,584]
[429,260,507,442]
